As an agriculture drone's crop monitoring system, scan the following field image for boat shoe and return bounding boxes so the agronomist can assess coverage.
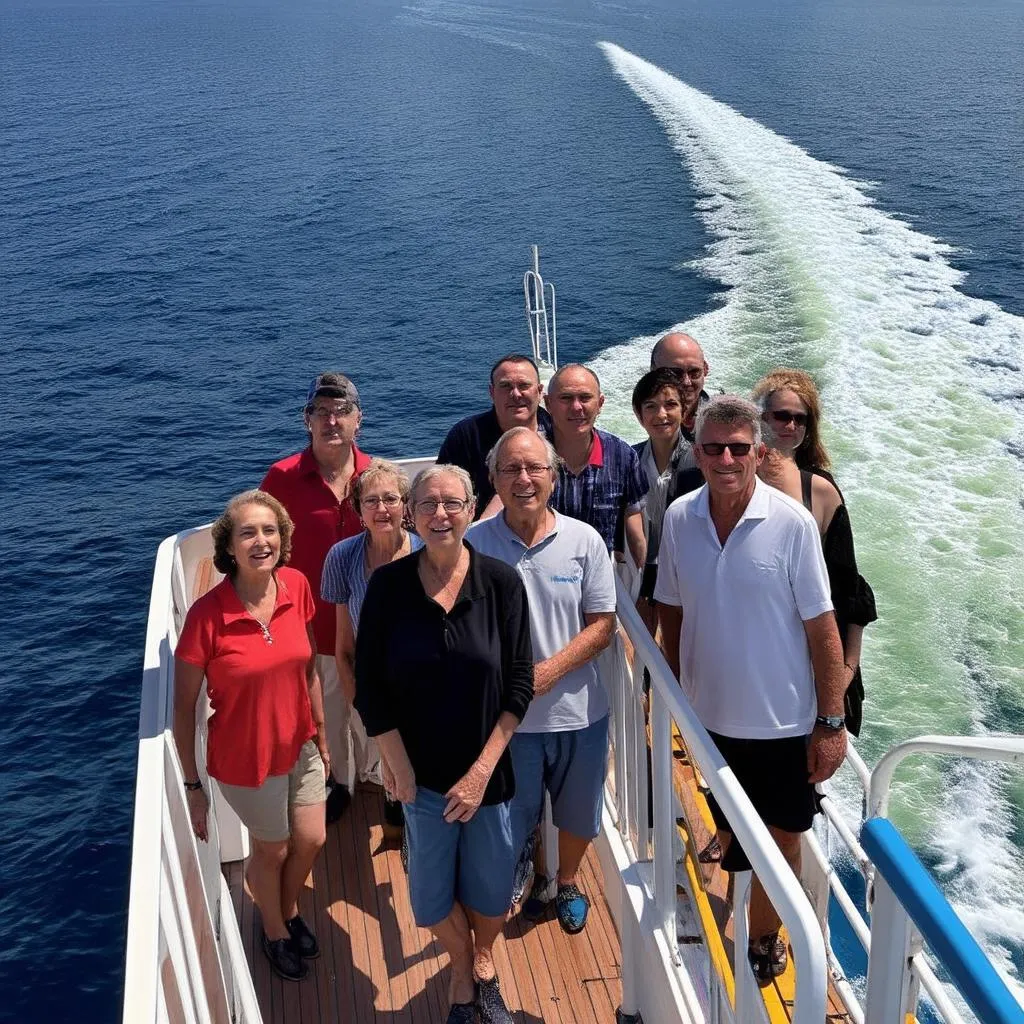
[476,975,513,1024]
[261,932,308,981]
[285,914,320,959]
[555,882,590,934]
[748,932,787,982]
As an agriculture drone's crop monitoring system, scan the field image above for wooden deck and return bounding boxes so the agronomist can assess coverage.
[224,785,623,1023]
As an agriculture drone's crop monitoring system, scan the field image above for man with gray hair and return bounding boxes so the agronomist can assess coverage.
[654,395,847,982]
[468,427,616,935]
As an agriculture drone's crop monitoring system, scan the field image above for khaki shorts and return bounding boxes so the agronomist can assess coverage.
[217,740,326,842]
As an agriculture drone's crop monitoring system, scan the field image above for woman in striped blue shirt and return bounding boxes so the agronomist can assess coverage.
[321,458,422,836]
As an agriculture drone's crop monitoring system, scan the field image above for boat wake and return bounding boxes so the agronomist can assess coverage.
[595,41,1024,998]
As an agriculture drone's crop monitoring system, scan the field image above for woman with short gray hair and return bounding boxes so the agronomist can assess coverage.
[321,458,422,839]
[354,464,534,1023]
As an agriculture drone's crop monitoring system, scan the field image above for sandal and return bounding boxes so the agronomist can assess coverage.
[698,836,723,863]
[748,932,787,983]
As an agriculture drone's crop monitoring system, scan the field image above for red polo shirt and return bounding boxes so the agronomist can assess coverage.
[260,444,372,654]
[176,567,317,787]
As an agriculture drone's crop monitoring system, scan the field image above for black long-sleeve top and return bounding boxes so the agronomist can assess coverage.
[354,543,534,805]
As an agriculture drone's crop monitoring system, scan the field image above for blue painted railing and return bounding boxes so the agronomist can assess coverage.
[861,817,1024,1024]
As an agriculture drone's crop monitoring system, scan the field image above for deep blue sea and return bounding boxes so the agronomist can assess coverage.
[3,0,1022,1020]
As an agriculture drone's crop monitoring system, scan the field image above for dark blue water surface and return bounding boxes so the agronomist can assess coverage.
[2,0,1021,1019]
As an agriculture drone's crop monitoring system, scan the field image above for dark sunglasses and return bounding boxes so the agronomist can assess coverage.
[770,410,808,427]
[700,442,753,457]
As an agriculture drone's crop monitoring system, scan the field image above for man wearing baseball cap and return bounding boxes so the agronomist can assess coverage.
[260,373,374,823]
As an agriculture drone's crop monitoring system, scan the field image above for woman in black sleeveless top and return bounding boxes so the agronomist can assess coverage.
[752,369,877,736]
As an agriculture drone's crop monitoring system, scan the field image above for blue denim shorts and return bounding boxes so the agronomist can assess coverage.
[402,787,516,927]
[509,715,610,860]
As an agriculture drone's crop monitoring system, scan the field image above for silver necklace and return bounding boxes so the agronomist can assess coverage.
[249,614,273,645]
[234,580,276,644]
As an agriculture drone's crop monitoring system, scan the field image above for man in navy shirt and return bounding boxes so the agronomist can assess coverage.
[545,363,648,568]
[438,353,552,520]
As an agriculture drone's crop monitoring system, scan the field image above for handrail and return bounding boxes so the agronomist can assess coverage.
[868,734,1024,820]
[523,244,557,372]
[862,817,1024,1024]
[123,535,179,1022]
[124,528,263,1024]
[614,576,829,1024]
[812,796,968,1024]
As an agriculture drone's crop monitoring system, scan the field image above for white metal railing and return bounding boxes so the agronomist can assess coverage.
[123,532,262,1024]
[862,816,1024,1024]
[608,575,829,1024]
[523,244,557,374]
[811,734,1024,1024]
[869,734,1024,821]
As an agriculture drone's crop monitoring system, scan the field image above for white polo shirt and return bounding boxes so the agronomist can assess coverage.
[468,510,616,733]
[653,478,833,739]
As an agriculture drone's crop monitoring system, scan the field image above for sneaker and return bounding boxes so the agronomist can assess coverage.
[476,976,513,1024]
[284,914,320,959]
[555,882,589,934]
[325,783,351,824]
[445,1001,476,1024]
[383,797,404,841]
[522,874,551,921]
[748,932,787,983]
[261,932,307,981]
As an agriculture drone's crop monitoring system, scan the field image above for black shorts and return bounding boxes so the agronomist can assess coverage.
[704,731,820,873]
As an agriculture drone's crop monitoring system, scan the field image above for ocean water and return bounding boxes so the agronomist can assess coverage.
[2,0,1021,1019]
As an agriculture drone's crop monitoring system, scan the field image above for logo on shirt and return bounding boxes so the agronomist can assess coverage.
[550,570,583,584]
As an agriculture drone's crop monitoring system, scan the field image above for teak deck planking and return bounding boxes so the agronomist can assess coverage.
[224,786,622,1023]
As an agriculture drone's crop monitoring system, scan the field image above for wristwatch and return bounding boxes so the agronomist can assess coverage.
[183,779,203,791]
[815,715,846,731]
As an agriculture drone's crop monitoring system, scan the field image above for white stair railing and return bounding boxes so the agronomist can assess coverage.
[523,244,557,374]
[610,575,829,1024]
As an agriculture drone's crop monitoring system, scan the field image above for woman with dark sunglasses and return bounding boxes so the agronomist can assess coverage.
[752,369,877,736]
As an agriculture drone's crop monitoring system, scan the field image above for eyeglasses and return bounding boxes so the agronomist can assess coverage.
[674,367,705,381]
[360,494,403,509]
[414,498,470,516]
[309,404,355,421]
[497,463,550,479]
[770,410,808,427]
[700,442,753,457]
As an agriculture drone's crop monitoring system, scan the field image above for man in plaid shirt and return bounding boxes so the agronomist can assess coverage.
[545,364,648,569]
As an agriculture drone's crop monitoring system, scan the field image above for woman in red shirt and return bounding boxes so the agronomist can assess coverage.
[173,489,329,983]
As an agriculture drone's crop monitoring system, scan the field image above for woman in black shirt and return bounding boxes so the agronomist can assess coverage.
[355,464,533,1024]
[753,369,877,735]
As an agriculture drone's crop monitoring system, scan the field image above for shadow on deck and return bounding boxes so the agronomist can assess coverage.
[224,786,622,1023]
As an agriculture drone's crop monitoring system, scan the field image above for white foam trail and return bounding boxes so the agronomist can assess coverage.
[400,0,588,61]
[596,41,1024,1002]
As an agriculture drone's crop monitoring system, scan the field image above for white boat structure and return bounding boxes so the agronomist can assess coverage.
[123,252,1024,1024]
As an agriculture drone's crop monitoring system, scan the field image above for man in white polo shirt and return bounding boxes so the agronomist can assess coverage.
[654,395,847,983]
[468,427,616,936]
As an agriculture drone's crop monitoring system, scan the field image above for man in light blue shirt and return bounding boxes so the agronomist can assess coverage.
[468,427,616,936]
